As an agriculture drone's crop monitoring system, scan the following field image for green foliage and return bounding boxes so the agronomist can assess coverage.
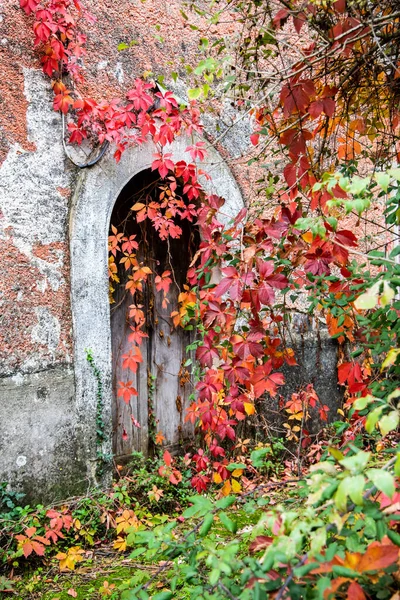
[121,446,399,600]
[0,482,25,520]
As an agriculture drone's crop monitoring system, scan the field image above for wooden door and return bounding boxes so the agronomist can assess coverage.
[110,170,198,460]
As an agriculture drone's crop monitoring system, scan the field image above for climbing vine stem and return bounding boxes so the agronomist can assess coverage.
[85,349,110,477]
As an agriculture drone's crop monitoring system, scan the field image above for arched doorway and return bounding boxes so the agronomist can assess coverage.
[109,169,199,459]
[69,136,244,485]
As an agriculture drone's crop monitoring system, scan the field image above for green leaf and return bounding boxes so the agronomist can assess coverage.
[366,468,395,498]
[153,592,173,600]
[328,447,344,462]
[346,474,366,505]
[209,568,220,586]
[375,171,391,193]
[389,167,400,180]
[388,389,400,402]
[380,281,395,306]
[394,452,400,477]
[129,547,146,559]
[389,245,400,259]
[294,563,319,577]
[250,448,270,467]
[381,349,400,370]
[117,42,129,51]
[294,217,314,231]
[349,176,370,196]
[353,395,375,411]
[188,88,202,100]
[335,479,348,512]
[202,83,210,98]
[378,410,399,436]
[387,529,400,547]
[310,527,327,555]
[331,565,358,579]
[219,512,237,533]
[199,513,214,537]
[366,406,384,433]
[215,496,236,509]
[183,496,213,518]
[227,463,247,471]
[326,216,338,231]
[340,450,371,474]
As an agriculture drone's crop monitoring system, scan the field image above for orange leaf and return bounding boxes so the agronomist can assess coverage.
[356,541,399,573]
[155,431,165,445]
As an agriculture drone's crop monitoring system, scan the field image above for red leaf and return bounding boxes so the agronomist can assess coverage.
[196,339,219,367]
[213,277,234,298]
[333,0,346,13]
[293,13,306,34]
[250,133,260,146]
[122,347,143,373]
[338,362,365,392]
[258,282,275,305]
[117,381,138,404]
[249,536,273,553]
[250,362,285,398]
[284,162,297,188]
[231,334,264,360]
[163,450,172,467]
[308,100,324,119]
[155,270,172,294]
[272,8,289,29]
[213,267,242,301]
[22,541,33,558]
[347,582,366,600]
[20,0,39,15]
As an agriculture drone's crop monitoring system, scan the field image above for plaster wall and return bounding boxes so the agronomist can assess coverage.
[0,66,245,502]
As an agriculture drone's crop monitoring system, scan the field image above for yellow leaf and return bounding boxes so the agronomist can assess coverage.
[231,478,242,494]
[244,402,255,416]
[289,411,304,421]
[231,469,243,478]
[115,510,140,534]
[213,472,222,484]
[56,546,85,571]
[113,536,127,552]
[382,348,400,370]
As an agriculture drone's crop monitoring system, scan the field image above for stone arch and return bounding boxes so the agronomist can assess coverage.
[69,137,244,483]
